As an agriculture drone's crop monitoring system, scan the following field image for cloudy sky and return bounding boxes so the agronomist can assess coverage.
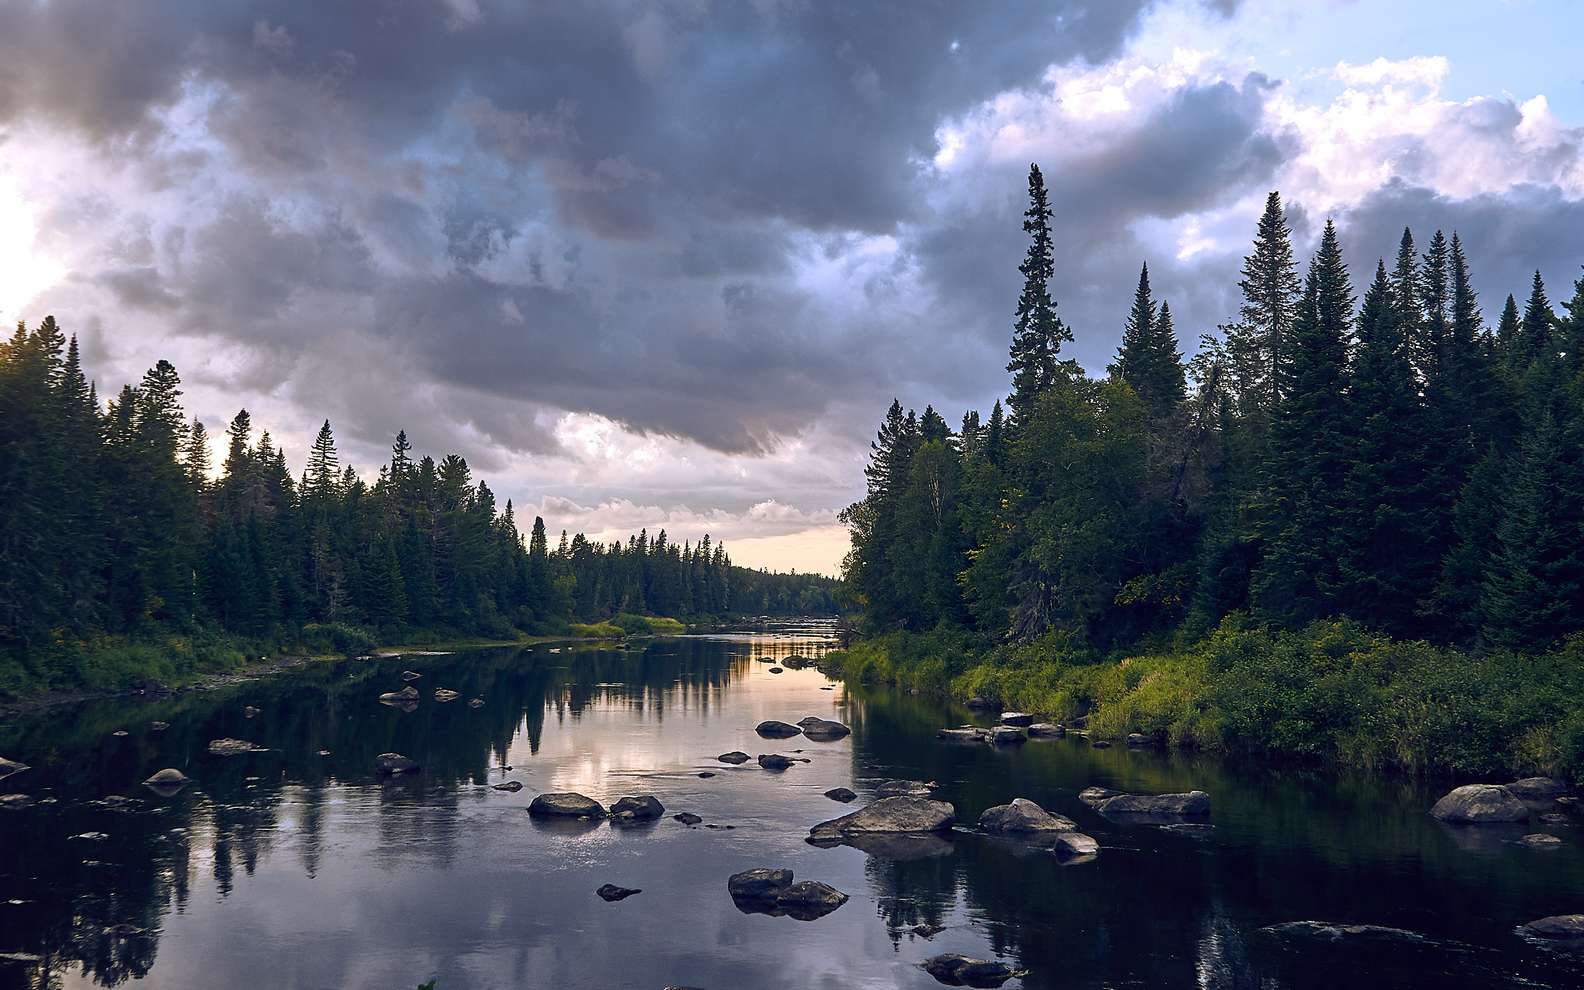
[2,0,1581,575]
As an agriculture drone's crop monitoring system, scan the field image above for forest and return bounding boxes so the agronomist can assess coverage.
[836,164,1584,777]
[0,332,837,695]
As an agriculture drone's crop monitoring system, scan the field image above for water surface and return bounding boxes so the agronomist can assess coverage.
[2,623,1582,989]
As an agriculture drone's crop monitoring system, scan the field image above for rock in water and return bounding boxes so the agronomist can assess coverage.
[808,796,955,841]
[938,727,988,742]
[768,667,784,674]
[1126,732,1151,747]
[964,697,994,709]
[1430,784,1529,823]
[1521,915,1584,941]
[824,787,858,803]
[1028,723,1064,738]
[986,726,1027,746]
[717,751,751,765]
[999,712,1034,727]
[492,781,524,792]
[673,812,703,826]
[610,795,665,821]
[374,753,419,776]
[1507,777,1570,800]
[434,688,460,703]
[978,798,1077,833]
[1260,921,1428,945]
[379,685,421,705]
[801,718,851,741]
[243,706,260,718]
[726,868,847,920]
[1083,788,1211,818]
[873,779,935,799]
[758,754,796,770]
[1091,740,1113,749]
[149,722,169,732]
[0,758,30,782]
[776,881,849,921]
[1055,832,1100,858]
[528,792,606,818]
[401,670,421,681]
[921,954,1023,988]
[207,739,266,757]
[756,720,803,738]
[468,698,485,708]
[142,769,191,794]
[595,883,641,902]
[728,868,793,900]
[1518,833,1563,848]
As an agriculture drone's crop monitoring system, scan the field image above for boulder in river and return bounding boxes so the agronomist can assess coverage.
[1521,915,1584,942]
[207,738,266,757]
[468,698,485,709]
[768,667,784,674]
[999,712,1034,727]
[756,720,803,738]
[595,883,641,902]
[0,758,30,782]
[374,753,419,776]
[938,727,988,742]
[378,685,420,705]
[1507,777,1570,800]
[149,721,169,732]
[1080,787,1210,818]
[1430,784,1529,823]
[781,655,810,669]
[824,787,858,803]
[758,754,796,770]
[1126,732,1151,747]
[726,868,847,920]
[1260,921,1428,945]
[717,751,751,765]
[243,706,260,719]
[492,780,524,792]
[142,769,191,794]
[1518,832,1563,848]
[873,779,936,799]
[775,881,849,920]
[0,794,36,811]
[921,953,1024,988]
[808,796,956,842]
[434,688,460,703]
[401,670,422,681]
[673,812,703,825]
[801,718,851,741]
[1091,740,1112,749]
[728,867,793,900]
[1028,723,1064,738]
[528,792,606,818]
[986,726,1027,746]
[978,798,1077,834]
[609,795,665,821]
[1055,832,1100,858]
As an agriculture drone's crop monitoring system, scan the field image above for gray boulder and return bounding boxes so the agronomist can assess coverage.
[921,954,1023,987]
[756,720,803,738]
[1083,788,1210,818]
[726,868,847,920]
[986,726,1027,746]
[1508,777,1570,800]
[1126,732,1151,747]
[775,881,849,920]
[978,798,1077,834]
[243,706,260,718]
[1430,784,1529,823]
[609,795,665,821]
[1261,921,1428,945]
[1055,832,1100,858]
[401,670,421,681]
[1028,723,1065,738]
[492,780,524,792]
[964,697,994,709]
[1518,832,1563,848]
[758,754,796,770]
[938,727,988,742]
[142,769,190,794]
[374,753,419,776]
[728,867,793,899]
[1522,915,1584,940]
[808,796,955,841]
[0,757,30,782]
[874,779,935,798]
[824,787,858,803]
[528,792,606,818]
[1000,712,1034,727]
[595,883,641,901]
[673,812,703,825]
[801,718,851,741]
[717,751,751,765]
[468,697,485,708]
[378,685,420,704]
[434,688,460,703]
[207,738,266,756]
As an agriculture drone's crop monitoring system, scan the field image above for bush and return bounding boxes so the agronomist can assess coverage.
[570,621,625,640]
[294,622,379,657]
[609,613,687,636]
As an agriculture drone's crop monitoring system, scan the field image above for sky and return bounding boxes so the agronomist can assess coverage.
[1,0,1581,577]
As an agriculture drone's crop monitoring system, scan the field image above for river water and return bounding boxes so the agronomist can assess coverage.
[1,622,1582,989]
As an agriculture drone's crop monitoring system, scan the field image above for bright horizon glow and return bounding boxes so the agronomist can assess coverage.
[0,175,64,324]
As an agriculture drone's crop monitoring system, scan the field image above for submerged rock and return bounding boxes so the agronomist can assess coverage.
[401,670,422,681]
[149,721,169,732]
[824,787,858,803]
[801,718,851,741]
[921,953,1024,988]
[758,754,796,771]
[1430,784,1528,823]
[595,883,641,902]
[756,720,803,738]
[986,726,1027,746]
[674,812,703,826]
[1028,723,1064,738]
[979,798,1077,834]
[468,698,485,709]
[1508,777,1570,800]
[1518,832,1563,848]
[492,781,524,792]
[207,738,266,757]
[697,771,716,778]
[873,779,935,799]
[1260,921,1428,945]
[610,795,665,821]
[373,753,419,776]
[378,685,420,705]
[433,688,460,703]
[999,712,1034,727]
[768,667,784,674]
[528,792,606,818]
[143,769,191,794]
[808,796,955,841]
[1091,740,1112,749]
[0,758,30,782]
[717,751,751,765]
[937,726,988,742]
[1082,788,1211,818]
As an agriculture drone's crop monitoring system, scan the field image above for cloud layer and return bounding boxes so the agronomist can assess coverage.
[2,0,1580,573]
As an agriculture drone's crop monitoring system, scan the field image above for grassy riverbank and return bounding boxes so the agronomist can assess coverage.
[824,617,1584,781]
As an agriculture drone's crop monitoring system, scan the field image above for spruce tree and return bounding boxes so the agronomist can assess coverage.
[1110,263,1186,421]
[1228,191,1301,416]
[1006,164,1070,422]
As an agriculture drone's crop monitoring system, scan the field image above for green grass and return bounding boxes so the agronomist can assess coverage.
[823,617,1584,781]
[568,621,626,640]
[610,613,687,636]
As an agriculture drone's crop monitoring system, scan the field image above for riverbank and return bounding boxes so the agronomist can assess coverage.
[822,617,1584,782]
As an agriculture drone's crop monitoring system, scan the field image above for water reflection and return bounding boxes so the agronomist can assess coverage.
[0,624,1581,989]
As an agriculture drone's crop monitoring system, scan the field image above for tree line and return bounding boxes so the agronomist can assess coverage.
[0,328,837,661]
[844,164,1584,654]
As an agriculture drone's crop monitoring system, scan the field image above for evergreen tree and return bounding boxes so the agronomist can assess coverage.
[1228,191,1301,416]
[1110,263,1186,420]
[1006,164,1071,422]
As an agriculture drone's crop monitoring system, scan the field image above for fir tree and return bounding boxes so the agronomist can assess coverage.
[1228,191,1301,415]
[1110,263,1186,420]
[1006,164,1071,422]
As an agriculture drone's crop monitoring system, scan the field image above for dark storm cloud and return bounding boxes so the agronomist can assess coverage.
[4,0,1267,458]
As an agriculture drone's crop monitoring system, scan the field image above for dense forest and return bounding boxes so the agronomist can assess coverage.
[0,330,837,690]
[835,165,1584,777]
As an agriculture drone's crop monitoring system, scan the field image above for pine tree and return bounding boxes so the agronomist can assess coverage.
[1252,220,1354,624]
[1006,164,1071,422]
[1228,191,1301,416]
[306,420,339,500]
[184,417,211,489]
[1110,263,1186,421]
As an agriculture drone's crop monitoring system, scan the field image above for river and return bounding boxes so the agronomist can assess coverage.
[1,621,1581,989]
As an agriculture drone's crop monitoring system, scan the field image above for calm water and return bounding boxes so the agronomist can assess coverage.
[2,622,1582,989]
